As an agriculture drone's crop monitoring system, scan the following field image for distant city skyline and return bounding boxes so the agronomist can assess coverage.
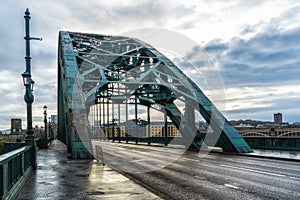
[0,0,300,129]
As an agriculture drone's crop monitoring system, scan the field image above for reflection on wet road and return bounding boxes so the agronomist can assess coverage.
[93,140,300,199]
[17,140,160,200]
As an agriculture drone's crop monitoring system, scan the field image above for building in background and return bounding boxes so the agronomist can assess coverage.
[51,115,58,124]
[274,113,283,124]
[11,118,22,134]
[103,120,181,138]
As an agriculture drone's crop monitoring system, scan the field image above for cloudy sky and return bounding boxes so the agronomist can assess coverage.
[0,0,300,129]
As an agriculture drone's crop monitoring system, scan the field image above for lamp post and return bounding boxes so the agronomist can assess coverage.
[21,8,42,170]
[48,117,53,142]
[43,105,48,148]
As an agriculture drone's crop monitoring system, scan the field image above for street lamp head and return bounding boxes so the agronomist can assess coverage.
[24,8,31,19]
[43,105,47,112]
[21,72,31,86]
[21,72,35,91]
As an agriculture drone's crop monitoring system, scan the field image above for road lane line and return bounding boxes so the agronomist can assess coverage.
[182,158,196,162]
[224,184,239,189]
[221,164,286,177]
[289,176,300,180]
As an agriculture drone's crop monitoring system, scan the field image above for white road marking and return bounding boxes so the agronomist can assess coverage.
[182,158,197,162]
[289,176,300,180]
[224,184,239,189]
[221,164,286,177]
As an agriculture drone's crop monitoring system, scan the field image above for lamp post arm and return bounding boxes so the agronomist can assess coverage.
[30,37,43,41]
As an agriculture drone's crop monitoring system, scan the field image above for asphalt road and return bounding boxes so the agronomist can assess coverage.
[92,141,300,200]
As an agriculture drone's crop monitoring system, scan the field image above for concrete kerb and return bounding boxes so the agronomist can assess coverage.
[210,151,300,162]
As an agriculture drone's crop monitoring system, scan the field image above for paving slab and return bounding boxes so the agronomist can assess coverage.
[17,140,161,200]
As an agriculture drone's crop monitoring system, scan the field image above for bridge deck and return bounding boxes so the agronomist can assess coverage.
[17,140,160,200]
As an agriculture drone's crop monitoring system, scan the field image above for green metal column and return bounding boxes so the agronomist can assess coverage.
[107,99,109,139]
[125,85,129,143]
[135,95,138,144]
[164,111,168,146]
[147,105,151,145]
[99,101,102,139]
[102,99,105,140]
[112,92,115,142]
[118,102,121,142]
[96,103,98,140]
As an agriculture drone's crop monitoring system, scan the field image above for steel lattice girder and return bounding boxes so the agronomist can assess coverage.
[58,31,252,155]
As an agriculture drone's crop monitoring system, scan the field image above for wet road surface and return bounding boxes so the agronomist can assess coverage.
[93,141,300,200]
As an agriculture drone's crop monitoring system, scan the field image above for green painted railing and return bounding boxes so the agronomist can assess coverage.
[0,146,32,200]
[244,137,300,151]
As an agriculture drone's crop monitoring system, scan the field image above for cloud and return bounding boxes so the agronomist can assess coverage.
[204,39,229,52]
[224,87,300,122]
[205,12,300,87]
[1,0,300,129]
[202,6,300,121]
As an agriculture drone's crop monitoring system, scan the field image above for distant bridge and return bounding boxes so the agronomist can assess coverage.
[57,31,252,158]
[238,127,300,151]
[239,127,300,138]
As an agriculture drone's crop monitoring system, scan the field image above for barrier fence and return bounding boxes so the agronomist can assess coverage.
[0,146,33,200]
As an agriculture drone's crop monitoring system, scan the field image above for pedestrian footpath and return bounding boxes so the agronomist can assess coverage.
[17,140,161,200]
[244,148,300,161]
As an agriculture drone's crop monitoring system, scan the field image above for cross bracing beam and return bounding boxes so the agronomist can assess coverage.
[58,31,252,157]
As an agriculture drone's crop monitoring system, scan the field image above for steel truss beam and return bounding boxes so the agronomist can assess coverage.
[58,31,252,157]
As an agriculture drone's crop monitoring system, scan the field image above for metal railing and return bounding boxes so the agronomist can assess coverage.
[0,146,33,200]
[244,137,300,151]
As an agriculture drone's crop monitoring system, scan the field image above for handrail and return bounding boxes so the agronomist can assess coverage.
[0,146,31,165]
[0,145,33,199]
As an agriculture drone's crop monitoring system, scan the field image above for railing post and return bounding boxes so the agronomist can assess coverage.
[21,153,25,176]
[2,163,8,197]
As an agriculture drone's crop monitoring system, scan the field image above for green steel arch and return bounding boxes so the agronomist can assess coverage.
[58,31,252,158]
